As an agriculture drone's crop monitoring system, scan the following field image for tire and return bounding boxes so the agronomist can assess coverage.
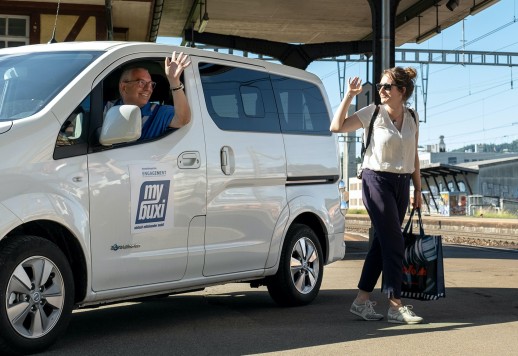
[267,224,323,307]
[0,235,74,355]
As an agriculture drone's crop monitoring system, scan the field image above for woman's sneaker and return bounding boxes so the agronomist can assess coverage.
[387,305,423,324]
[350,300,384,321]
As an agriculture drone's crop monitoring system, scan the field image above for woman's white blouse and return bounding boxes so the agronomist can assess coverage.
[356,103,419,174]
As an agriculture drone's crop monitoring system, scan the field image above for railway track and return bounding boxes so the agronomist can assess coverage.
[345,215,518,250]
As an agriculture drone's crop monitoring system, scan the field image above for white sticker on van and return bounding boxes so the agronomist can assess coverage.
[130,164,174,233]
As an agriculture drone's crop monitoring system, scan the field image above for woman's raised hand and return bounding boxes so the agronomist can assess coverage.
[347,76,363,98]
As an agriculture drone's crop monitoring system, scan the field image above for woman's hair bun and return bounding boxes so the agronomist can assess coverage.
[405,67,417,80]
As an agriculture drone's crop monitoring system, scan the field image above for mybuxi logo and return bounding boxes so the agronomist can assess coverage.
[135,181,170,225]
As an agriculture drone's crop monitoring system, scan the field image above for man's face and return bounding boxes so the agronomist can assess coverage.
[119,68,154,107]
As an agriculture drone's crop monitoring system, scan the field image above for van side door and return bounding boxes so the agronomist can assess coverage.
[194,60,287,276]
[87,55,206,291]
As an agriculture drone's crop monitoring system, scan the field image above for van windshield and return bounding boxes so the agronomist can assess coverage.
[0,51,101,121]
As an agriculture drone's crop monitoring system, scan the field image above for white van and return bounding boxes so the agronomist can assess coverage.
[0,42,345,354]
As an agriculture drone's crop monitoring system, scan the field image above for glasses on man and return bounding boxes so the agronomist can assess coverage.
[124,79,157,89]
[376,83,399,91]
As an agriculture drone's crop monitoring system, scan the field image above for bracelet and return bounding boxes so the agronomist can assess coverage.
[170,83,184,92]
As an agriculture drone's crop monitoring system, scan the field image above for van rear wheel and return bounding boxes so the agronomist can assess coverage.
[0,235,74,355]
[267,224,323,307]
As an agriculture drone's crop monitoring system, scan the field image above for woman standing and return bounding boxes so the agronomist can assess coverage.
[330,67,423,324]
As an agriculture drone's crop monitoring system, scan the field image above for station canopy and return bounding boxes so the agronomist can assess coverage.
[420,162,478,195]
[155,0,497,68]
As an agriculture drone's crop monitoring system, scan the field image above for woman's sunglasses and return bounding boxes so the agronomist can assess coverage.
[376,83,400,91]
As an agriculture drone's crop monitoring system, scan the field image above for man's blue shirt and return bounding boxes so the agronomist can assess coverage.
[139,102,175,140]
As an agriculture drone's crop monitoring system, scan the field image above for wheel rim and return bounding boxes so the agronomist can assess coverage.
[290,237,320,294]
[5,256,65,339]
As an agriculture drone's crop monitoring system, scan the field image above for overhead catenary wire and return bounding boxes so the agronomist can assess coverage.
[324,1,518,150]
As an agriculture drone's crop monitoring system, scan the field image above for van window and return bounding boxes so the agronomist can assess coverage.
[271,74,331,136]
[54,95,90,159]
[199,63,279,133]
[102,59,173,106]
[0,51,100,121]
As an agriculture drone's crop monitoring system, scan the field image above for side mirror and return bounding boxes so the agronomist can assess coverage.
[100,105,142,146]
[63,111,83,139]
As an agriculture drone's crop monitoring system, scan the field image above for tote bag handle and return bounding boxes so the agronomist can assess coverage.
[403,208,425,237]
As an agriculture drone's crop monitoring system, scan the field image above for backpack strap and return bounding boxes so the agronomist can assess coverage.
[408,108,417,125]
[359,104,380,160]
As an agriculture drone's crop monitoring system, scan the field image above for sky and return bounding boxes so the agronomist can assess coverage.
[158,0,518,152]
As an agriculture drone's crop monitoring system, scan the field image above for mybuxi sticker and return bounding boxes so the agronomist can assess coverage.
[136,181,170,224]
[130,164,174,233]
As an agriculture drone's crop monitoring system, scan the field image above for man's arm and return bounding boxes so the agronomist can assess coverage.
[165,52,192,128]
[169,84,191,128]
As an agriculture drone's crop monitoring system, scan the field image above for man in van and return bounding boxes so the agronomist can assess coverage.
[104,51,192,140]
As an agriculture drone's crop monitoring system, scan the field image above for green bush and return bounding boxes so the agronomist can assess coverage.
[347,209,368,215]
[475,209,518,219]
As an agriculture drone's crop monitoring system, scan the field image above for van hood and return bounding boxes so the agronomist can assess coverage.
[0,121,12,134]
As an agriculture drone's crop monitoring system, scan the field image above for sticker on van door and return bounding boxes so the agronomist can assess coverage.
[130,164,174,233]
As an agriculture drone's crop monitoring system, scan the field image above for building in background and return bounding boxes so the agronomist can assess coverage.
[0,0,161,46]
[418,150,518,166]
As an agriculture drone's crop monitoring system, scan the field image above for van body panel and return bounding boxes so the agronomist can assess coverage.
[283,134,340,184]
[88,137,199,290]
[0,113,90,246]
[202,130,287,276]
[0,203,21,235]
[265,188,345,267]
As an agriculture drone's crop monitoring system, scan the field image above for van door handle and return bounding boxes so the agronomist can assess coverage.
[178,151,200,169]
[220,146,231,175]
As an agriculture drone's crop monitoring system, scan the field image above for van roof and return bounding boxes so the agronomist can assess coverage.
[0,41,320,83]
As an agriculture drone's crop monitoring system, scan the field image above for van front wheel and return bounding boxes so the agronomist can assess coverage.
[267,224,323,307]
[0,235,74,355]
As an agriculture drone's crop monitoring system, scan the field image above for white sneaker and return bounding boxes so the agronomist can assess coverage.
[387,305,423,324]
[350,300,384,321]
